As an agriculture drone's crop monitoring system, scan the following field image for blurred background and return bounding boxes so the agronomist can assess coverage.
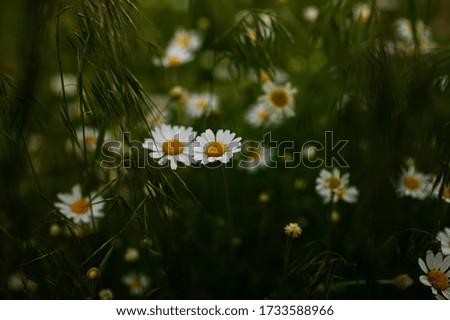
[1,0,450,299]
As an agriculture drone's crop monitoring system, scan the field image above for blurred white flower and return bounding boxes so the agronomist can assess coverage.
[122,272,150,296]
[185,93,219,119]
[54,184,104,225]
[396,166,432,200]
[168,28,202,51]
[303,6,319,23]
[50,73,77,97]
[259,81,297,120]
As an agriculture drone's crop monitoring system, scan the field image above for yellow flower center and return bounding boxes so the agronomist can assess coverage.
[196,99,208,110]
[427,269,449,290]
[168,56,181,66]
[325,177,342,190]
[176,34,190,47]
[336,188,346,198]
[70,199,90,215]
[84,135,96,145]
[269,89,289,108]
[130,279,141,289]
[162,139,184,155]
[403,175,421,190]
[205,141,226,157]
[257,109,268,121]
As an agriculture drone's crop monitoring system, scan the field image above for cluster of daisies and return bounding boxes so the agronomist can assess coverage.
[153,28,202,68]
[315,168,359,204]
[143,124,242,170]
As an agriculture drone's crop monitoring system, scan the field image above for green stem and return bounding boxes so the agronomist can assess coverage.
[282,238,292,293]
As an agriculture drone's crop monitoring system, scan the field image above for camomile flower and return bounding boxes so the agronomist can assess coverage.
[395,18,431,43]
[169,28,202,51]
[315,168,350,203]
[245,103,282,128]
[122,272,150,296]
[259,82,297,120]
[332,185,359,204]
[437,228,450,256]
[418,250,450,299]
[76,127,99,152]
[193,129,242,165]
[154,44,194,68]
[396,166,432,200]
[54,184,105,225]
[142,124,196,170]
[185,93,219,119]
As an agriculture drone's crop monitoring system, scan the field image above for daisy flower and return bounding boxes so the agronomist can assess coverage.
[333,185,359,204]
[193,129,242,165]
[168,28,202,51]
[185,93,219,119]
[259,82,297,120]
[395,18,431,43]
[122,272,150,296]
[245,103,282,128]
[437,228,450,256]
[76,127,99,152]
[315,169,359,204]
[54,184,105,225]
[396,166,432,200]
[239,144,272,172]
[142,124,196,170]
[154,44,194,68]
[418,250,450,299]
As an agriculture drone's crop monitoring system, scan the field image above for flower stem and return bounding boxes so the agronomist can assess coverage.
[282,238,292,294]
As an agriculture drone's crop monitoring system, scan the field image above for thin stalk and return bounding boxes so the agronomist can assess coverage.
[282,237,292,293]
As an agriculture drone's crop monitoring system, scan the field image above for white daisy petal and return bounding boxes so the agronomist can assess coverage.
[426,250,435,270]
[419,275,431,286]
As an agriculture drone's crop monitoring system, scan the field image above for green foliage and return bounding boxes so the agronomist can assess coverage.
[1,0,450,300]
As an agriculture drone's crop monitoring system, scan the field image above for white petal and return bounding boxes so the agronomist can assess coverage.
[419,275,431,286]
[204,129,215,141]
[72,184,82,198]
[426,250,435,270]
[441,255,450,272]
[169,159,178,170]
[418,258,429,273]
[442,289,450,299]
